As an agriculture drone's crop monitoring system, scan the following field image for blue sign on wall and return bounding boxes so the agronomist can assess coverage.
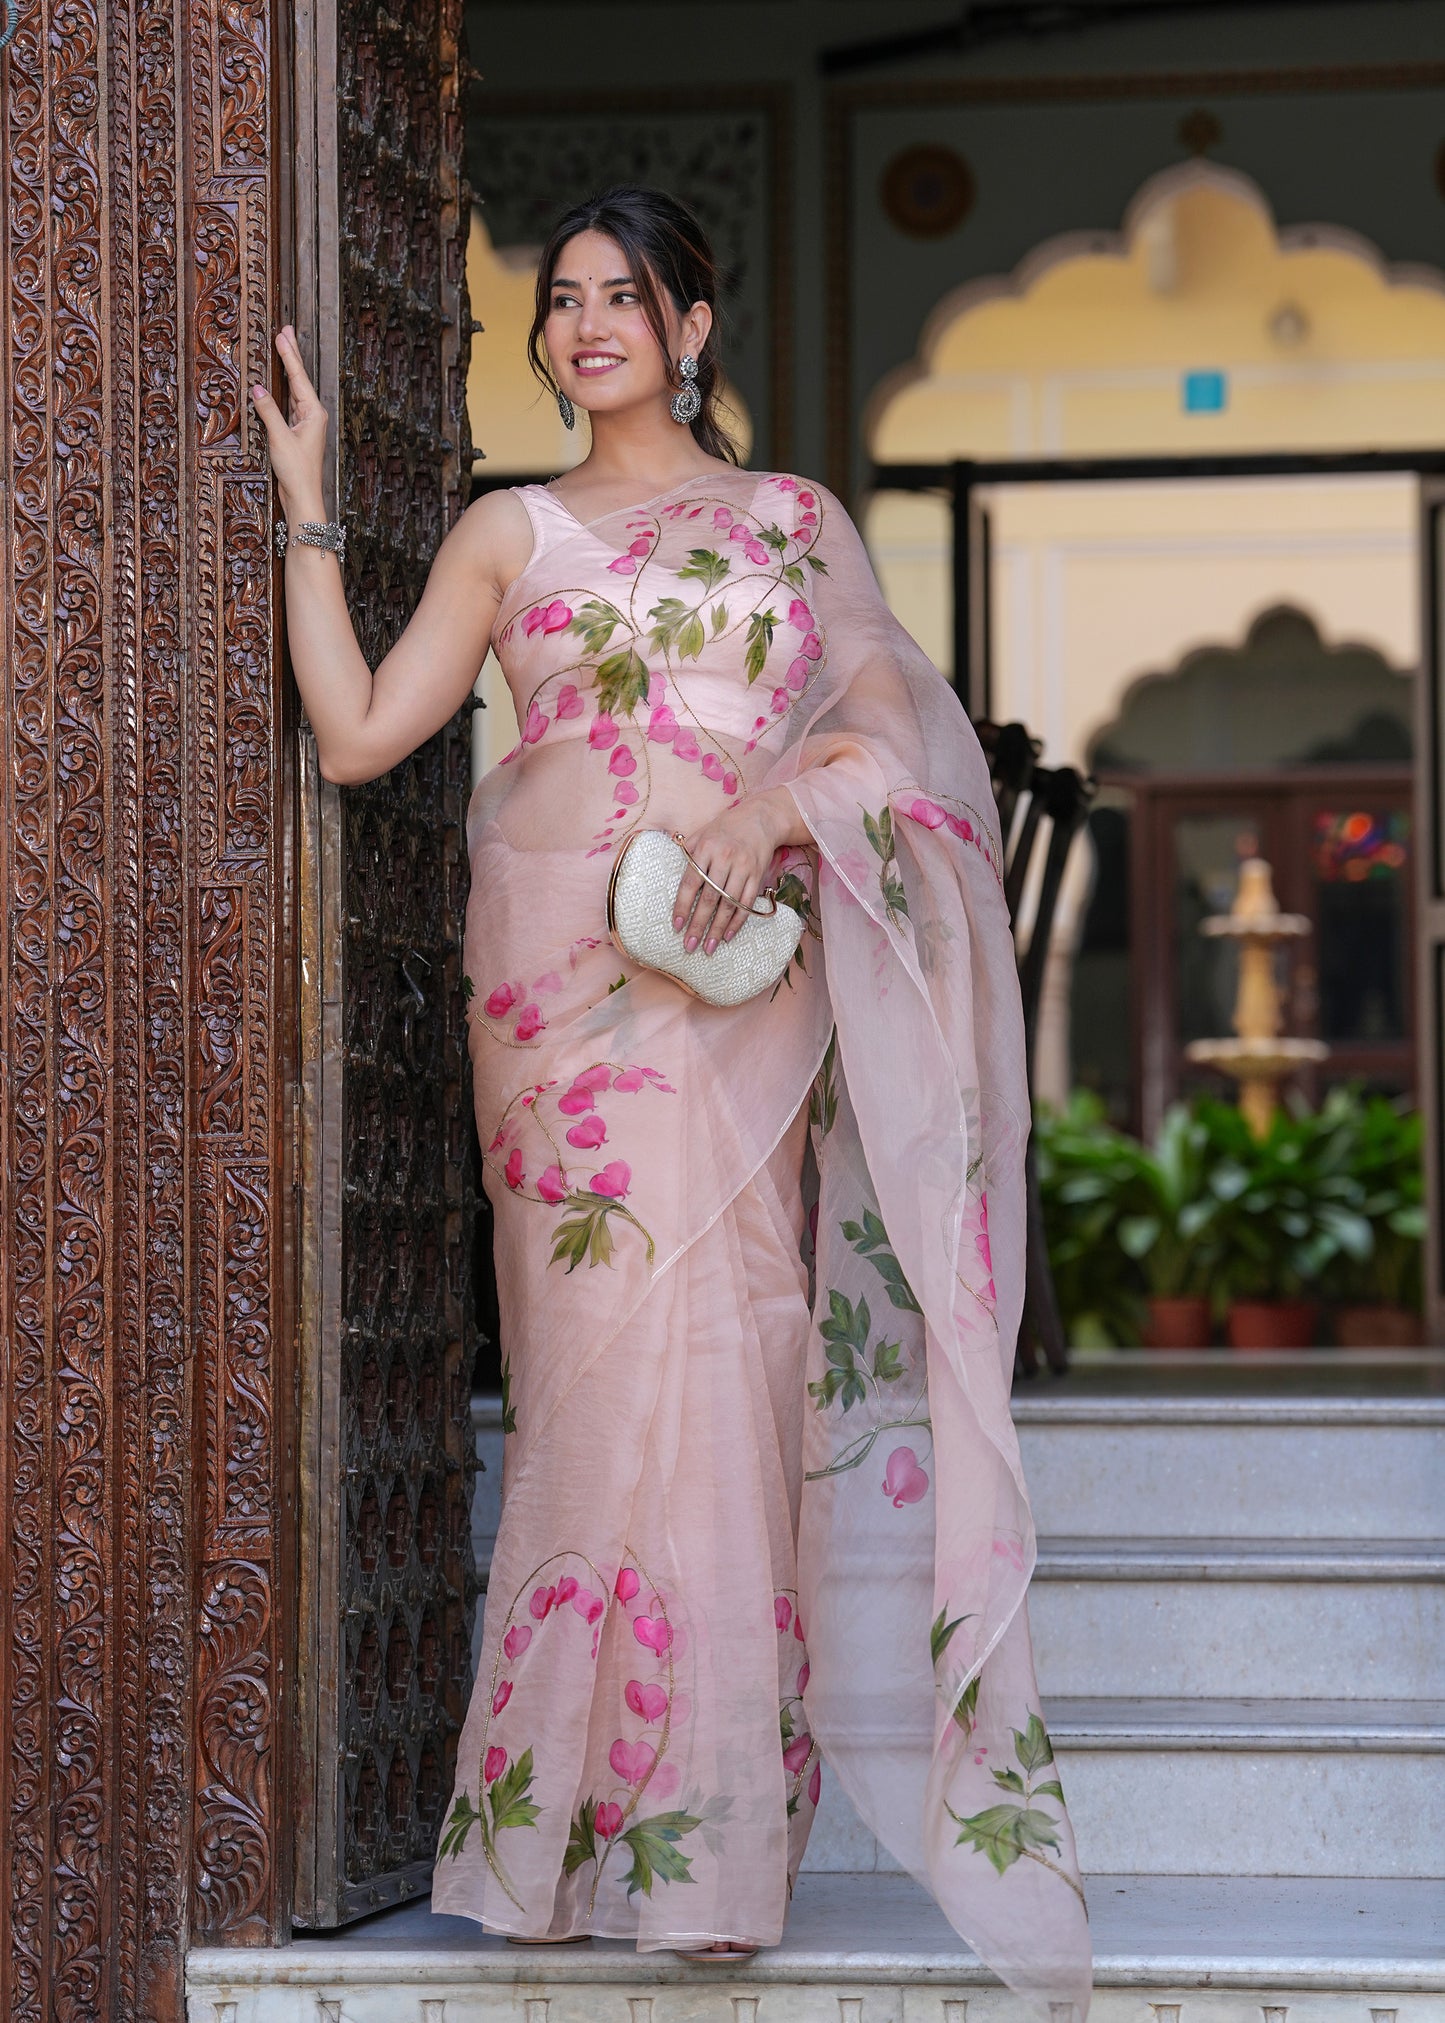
[1183,370,1228,413]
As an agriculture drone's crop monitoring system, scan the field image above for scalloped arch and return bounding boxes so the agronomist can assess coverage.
[1081,599,1414,774]
[865,159,1445,459]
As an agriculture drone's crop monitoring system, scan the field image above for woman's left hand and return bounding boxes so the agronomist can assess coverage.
[673,787,811,954]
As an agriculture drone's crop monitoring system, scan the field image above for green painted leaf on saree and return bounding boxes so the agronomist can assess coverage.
[676,547,731,594]
[550,1191,656,1273]
[949,1802,1062,1877]
[564,1796,598,1876]
[743,608,777,684]
[646,596,706,663]
[809,1031,838,1137]
[439,1790,484,1860]
[1013,1711,1055,1775]
[952,1673,981,1736]
[489,1746,541,1832]
[840,1206,921,1313]
[499,1353,518,1434]
[809,1287,906,1412]
[822,1286,871,1359]
[863,807,894,863]
[594,647,650,717]
[568,599,624,654]
[930,1606,971,1669]
[618,1810,705,1898]
[864,808,910,924]
[871,1336,904,1383]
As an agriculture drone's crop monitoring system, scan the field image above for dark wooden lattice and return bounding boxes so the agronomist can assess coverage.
[294,0,480,1924]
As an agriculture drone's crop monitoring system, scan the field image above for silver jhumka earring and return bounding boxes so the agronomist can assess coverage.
[557,388,576,430]
[670,355,701,426]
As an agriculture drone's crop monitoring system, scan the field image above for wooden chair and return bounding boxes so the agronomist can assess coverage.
[975,722,1096,1379]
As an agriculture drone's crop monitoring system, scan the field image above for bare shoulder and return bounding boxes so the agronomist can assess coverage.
[443,486,535,601]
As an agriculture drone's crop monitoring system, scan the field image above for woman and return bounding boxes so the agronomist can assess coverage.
[252,185,1090,2009]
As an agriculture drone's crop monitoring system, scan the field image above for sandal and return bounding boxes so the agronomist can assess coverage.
[506,1933,592,1946]
[674,1942,759,1964]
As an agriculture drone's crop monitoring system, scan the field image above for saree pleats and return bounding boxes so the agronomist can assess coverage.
[432,1108,819,1947]
[434,472,1092,2016]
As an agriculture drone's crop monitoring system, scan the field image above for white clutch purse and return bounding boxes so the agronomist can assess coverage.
[605,827,805,1008]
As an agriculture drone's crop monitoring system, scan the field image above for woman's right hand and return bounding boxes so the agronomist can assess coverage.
[251,326,329,514]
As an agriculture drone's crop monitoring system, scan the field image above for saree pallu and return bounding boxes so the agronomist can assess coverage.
[432,472,1092,2015]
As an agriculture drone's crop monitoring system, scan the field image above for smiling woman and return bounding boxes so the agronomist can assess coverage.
[252,183,1088,2005]
[527,186,743,472]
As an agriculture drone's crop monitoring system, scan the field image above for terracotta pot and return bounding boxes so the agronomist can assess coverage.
[1225,1299,1320,1351]
[1333,1304,1423,1350]
[1144,1295,1213,1350]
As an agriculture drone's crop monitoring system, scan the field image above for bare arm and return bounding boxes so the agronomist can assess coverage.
[251,327,530,785]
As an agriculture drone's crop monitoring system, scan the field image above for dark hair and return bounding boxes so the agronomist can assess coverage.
[528,185,741,466]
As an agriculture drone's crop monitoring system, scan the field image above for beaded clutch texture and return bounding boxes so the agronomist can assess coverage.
[605,828,804,1008]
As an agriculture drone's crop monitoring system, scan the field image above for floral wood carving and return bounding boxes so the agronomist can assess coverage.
[1,0,472,1996]
[1,0,282,2008]
[187,0,283,1955]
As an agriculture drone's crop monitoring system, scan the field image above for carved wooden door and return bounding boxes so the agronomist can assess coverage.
[289,0,481,1925]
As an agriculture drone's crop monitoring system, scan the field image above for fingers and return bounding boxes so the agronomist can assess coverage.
[673,855,723,954]
[673,868,702,939]
[681,873,722,955]
[719,874,761,943]
[673,825,775,956]
[674,853,756,954]
[274,324,320,411]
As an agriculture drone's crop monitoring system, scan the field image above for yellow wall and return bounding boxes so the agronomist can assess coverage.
[863,171,1432,1101]
[865,174,1428,769]
[870,174,1445,463]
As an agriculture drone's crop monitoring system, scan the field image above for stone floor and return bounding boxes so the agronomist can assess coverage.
[187,1873,1445,2020]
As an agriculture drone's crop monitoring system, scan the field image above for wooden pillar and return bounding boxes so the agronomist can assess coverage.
[1,0,292,2010]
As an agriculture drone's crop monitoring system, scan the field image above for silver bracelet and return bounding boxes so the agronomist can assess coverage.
[275,517,346,559]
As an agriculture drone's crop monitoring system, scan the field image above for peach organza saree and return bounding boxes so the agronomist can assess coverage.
[432,470,1091,2014]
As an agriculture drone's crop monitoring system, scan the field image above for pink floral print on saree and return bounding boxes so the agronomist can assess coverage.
[432,472,1091,2016]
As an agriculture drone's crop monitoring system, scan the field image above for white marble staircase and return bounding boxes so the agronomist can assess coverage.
[187,1352,1445,2022]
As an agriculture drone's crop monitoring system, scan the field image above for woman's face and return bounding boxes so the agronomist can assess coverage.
[543,230,703,421]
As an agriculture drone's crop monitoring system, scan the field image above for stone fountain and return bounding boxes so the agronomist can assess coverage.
[1184,856,1328,1137]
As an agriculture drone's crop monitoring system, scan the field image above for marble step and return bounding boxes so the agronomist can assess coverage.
[185,1871,1445,2022]
[800,1700,1445,1880]
[474,1387,1445,1567]
[1038,1697,1445,1880]
[1014,1390,1445,1543]
[1029,1539,1443,1701]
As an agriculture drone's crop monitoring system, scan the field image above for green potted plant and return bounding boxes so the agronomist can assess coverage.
[1116,1104,1221,1348]
[1316,1092,1425,1347]
[1201,1098,1373,1350]
[1033,1093,1148,1348]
